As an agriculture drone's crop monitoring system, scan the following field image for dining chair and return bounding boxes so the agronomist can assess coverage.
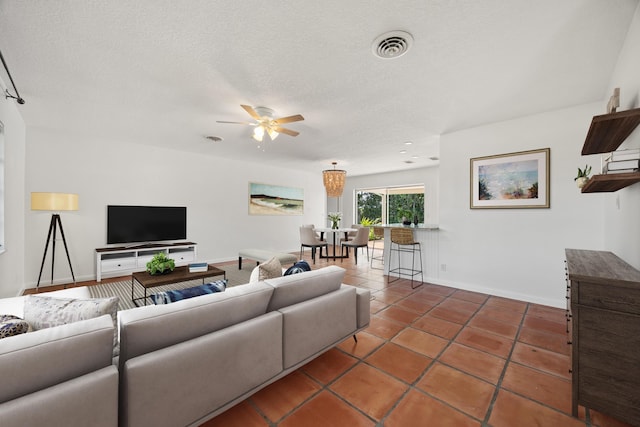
[340,226,370,264]
[302,224,324,241]
[299,226,328,264]
[345,224,363,241]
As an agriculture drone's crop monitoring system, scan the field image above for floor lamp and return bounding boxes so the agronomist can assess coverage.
[31,192,78,289]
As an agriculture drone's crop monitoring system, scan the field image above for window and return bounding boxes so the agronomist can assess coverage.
[355,185,424,225]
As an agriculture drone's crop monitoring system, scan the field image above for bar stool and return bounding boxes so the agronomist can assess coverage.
[388,227,423,289]
[370,226,385,269]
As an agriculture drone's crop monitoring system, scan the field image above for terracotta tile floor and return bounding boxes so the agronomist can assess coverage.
[197,256,632,427]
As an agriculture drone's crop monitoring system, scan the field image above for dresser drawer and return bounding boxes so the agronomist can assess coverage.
[576,281,640,315]
[575,306,640,425]
[168,251,195,264]
[101,257,137,272]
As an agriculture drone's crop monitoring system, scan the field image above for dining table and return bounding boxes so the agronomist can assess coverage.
[315,227,357,260]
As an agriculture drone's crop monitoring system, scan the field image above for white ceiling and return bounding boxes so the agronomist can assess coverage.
[0,0,638,176]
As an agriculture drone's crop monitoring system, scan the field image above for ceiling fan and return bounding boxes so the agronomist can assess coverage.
[217,105,304,142]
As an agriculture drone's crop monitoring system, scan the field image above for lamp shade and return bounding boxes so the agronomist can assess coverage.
[31,192,79,211]
[322,163,346,197]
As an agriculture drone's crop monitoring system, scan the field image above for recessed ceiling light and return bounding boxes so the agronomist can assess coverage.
[411,155,419,159]
[399,150,407,154]
[404,141,413,145]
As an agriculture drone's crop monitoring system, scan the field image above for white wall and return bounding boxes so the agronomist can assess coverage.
[438,103,607,307]
[0,86,26,297]
[24,128,326,286]
[603,3,640,268]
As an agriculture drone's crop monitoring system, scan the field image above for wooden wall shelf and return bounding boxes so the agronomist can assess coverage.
[582,107,640,155]
[581,172,640,193]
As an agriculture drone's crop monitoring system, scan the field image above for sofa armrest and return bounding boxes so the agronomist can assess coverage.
[341,284,370,329]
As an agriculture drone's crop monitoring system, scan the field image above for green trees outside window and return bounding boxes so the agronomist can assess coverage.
[356,186,425,225]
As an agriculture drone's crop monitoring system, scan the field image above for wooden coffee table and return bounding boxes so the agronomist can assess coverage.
[131,264,226,306]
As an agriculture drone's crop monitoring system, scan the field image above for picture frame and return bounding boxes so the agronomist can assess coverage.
[470,148,550,209]
[248,182,304,215]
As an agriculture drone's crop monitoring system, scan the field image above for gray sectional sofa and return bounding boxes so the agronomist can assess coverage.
[0,265,370,427]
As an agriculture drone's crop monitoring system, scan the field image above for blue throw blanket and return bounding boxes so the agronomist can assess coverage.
[151,279,227,304]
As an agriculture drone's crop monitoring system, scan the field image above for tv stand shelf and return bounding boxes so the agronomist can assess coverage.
[95,242,197,282]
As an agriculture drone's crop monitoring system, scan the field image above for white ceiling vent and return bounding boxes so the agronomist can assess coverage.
[372,31,413,59]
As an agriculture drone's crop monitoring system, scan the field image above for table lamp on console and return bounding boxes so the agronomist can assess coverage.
[31,192,78,289]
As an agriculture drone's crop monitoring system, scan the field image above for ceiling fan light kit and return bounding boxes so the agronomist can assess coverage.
[323,162,347,197]
[218,104,304,142]
[252,125,265,142]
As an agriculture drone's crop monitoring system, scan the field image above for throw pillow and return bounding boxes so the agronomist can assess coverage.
[151,279,227,304]
[23,295,120,355]
[284,260,312,276]
[258,257,283,281]
[0,314,31,339]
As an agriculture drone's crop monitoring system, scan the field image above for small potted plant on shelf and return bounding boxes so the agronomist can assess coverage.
[146,252,175,275]
[575,165,592,189]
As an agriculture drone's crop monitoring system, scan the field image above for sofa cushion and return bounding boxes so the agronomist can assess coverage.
[118,282,275,369]
[259,256,282,281]
[0,315,30,339]
[120,311,283,427]
[264,265,346,311]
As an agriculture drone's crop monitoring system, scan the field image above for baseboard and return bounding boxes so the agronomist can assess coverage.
[425,277,565,309]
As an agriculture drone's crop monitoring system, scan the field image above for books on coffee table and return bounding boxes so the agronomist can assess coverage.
[189,262,208,273]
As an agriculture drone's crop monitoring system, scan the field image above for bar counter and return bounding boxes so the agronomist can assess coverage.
[375,224,439,280]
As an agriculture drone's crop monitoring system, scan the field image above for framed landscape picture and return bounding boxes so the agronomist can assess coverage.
[470,148,550,209]
[248,182,304,215]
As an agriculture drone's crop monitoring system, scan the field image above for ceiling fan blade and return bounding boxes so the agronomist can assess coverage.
[274,126,299,137]
[273,114,304,125]
[216,120,256,125]
[241,104,262,120]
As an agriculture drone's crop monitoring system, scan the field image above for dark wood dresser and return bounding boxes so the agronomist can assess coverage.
[565,249,640,426]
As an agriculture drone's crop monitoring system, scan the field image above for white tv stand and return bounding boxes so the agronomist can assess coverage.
[95,242,197,282]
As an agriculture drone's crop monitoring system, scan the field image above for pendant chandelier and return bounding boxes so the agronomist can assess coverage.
[323,162,347,197]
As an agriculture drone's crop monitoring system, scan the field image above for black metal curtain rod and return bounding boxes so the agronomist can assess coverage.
[0,49,25,104]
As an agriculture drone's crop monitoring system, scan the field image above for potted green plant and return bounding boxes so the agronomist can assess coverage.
[575,165,592,189]
[327,212,342,229]
[146,252,175,275]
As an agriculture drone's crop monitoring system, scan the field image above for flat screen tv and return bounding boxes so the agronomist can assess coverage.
[107,205,187,245]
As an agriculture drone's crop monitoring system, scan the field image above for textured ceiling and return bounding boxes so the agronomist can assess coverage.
[0,0,638,176]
